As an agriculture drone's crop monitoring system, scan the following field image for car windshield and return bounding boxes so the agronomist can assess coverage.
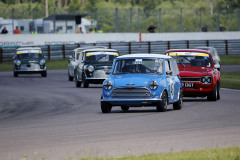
[113,58,163,75]
[85,52,118,63]
[17,53,42,59]
[167,52,212,67]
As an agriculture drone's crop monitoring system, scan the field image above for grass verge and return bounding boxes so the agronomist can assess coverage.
[63,147,240,160]
[221,72,240,90]
[220,55,240,65]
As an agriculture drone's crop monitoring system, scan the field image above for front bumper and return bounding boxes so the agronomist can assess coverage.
[85,70,109,84]
[101,98,162,106]
[85,77,106,84]
[14,63,46,73]
[182,82,215,97]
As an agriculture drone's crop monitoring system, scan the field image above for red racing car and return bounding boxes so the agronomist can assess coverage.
[165,49,220,101]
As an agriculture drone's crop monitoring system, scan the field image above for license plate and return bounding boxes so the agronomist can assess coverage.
[182,83,194,88]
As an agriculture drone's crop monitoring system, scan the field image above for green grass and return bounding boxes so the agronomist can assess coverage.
[18,147,240,160]
[0,61,12,71]
[45,59,68,70]
[220,55,240,65]
[221,72,240,90]
[62,147,240,160]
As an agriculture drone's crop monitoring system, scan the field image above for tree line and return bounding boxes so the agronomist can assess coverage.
[0,0,239,33]
[1,0,240,11]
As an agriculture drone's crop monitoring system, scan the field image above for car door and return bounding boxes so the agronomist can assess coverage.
[68,50,77,77]
[77,51,85,81]
[165,60,174,102]
[165,59,180,102]
[169,58,181,102]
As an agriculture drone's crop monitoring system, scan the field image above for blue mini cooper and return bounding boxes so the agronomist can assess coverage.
[101,54,183,113]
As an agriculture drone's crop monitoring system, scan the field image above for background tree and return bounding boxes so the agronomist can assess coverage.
[68,0,81,13]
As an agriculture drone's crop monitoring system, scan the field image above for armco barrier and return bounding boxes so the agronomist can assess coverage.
[1,39,240,63]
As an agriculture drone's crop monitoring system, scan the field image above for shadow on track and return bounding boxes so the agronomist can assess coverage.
[100,108,176,114]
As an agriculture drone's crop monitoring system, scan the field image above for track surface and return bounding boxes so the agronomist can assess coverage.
[0,70,240,160]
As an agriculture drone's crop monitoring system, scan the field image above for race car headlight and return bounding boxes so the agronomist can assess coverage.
[201,76,212,84]
[103,81,113,90]
[15,60,21,66]
[88,65,94,72]
[39,59,46,65]
[207,77,212,83]
[149,81,158,90]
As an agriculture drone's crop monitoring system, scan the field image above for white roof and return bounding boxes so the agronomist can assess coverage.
[73,46,107,51]
[85,48,118,52]
[117,54,171,59]
[74,47,118,53]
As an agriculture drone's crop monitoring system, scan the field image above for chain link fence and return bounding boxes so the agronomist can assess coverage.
[0,7,240,33]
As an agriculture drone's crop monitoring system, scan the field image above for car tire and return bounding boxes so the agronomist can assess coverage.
[101,101,112,113]
[14,71,18,77]
[156,91,168,112]
[41,71,47,77]
[121,106,129,111]
[75,72,81,88]
[68,70,74,81]
[217,82,220,100]
[82,74,89,88]
[173,89,183,110]
[207,84,217,101]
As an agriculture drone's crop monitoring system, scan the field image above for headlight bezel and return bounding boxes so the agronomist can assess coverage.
[201,76,212,84]
[103,80,113,90]
[149,80,158,90]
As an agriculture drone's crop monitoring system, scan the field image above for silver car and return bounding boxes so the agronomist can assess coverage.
[195,47,221,71]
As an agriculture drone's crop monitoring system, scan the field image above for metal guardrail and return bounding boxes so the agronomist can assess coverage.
[1,39,240,63]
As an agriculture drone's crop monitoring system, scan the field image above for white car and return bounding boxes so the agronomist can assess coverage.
[195,47,221,71]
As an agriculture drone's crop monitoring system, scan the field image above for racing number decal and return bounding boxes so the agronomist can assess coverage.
[170,79,174,100]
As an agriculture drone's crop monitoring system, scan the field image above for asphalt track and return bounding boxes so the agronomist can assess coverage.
[0,69,240,160]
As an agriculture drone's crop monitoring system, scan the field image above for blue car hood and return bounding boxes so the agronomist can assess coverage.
[113,74,159,87]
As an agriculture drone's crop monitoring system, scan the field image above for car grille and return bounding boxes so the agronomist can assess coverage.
[181,77,201,82]
[111,87,151,97]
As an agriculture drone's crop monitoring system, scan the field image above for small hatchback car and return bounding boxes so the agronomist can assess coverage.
[195,46,221,71]
[165,49,221,101]
[74,48,119,88]
[13,47,47,77]
[68,46,107,81]
[101,54,183,113]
